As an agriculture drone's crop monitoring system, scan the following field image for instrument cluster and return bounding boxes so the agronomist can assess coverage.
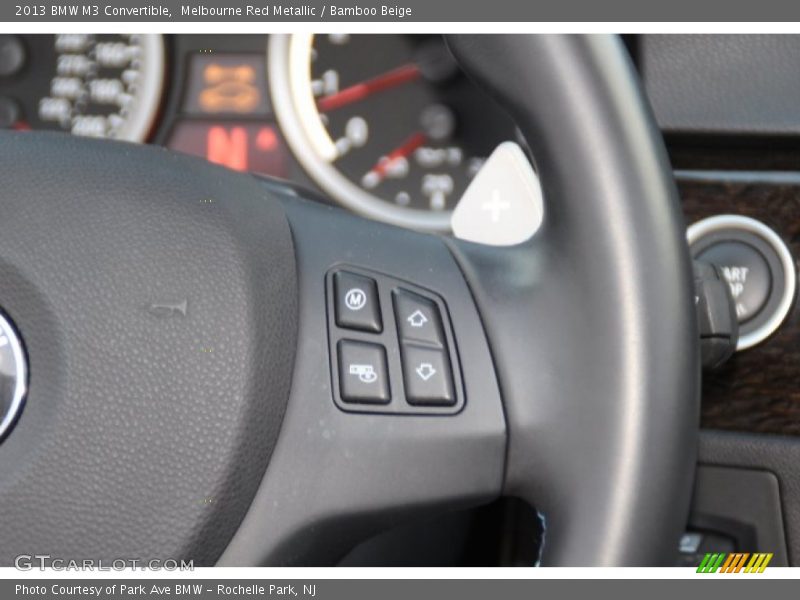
[1,34,516,231]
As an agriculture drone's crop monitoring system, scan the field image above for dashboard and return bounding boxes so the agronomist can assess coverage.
[6,34,800,226]
[0,33,517,232]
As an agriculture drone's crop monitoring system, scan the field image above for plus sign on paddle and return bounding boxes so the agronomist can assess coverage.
[482,191,511,223]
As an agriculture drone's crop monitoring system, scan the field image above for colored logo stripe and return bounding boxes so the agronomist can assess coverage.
[745,553,773,573]
[696,552,773,573]
[697,553,726,573]
[720,553,749,573]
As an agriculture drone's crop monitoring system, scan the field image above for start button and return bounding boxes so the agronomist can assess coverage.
[697,241,771,323]
[688,215,796,351]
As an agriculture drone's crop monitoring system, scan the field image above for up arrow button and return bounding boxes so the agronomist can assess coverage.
[393,289,445,348]
[407,309,429,328]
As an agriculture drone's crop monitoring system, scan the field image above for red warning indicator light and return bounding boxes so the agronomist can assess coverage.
[168,121,287,177]
[207,126,248,171]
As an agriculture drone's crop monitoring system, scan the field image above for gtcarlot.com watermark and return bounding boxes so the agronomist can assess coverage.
[14,554,194,571]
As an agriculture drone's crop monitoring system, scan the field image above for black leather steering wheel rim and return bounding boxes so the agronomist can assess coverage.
[0,34,698,567]
[445,35,699,565]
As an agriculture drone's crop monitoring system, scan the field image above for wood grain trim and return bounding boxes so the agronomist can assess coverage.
[680,172,800,435]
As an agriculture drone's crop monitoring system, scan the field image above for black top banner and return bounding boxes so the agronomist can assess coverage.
[4,0,800,22]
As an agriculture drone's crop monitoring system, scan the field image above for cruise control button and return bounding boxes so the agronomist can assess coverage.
[401,345,454,406]
[338,340,390,404]
[697,241,771,323]
[334,271,382,332]
[393,289,445,347]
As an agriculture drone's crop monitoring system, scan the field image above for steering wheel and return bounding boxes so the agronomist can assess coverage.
[0,35,698,567]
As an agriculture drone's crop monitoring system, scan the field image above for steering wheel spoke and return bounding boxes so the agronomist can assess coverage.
[219,190,506,566]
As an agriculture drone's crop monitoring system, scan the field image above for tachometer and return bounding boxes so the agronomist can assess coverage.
[0,34,164,142]
[269,34,517,231]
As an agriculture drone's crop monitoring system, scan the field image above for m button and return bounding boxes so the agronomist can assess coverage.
[334,271,382,332]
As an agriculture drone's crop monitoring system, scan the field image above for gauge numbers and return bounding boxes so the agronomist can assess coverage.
[269,34,516,231]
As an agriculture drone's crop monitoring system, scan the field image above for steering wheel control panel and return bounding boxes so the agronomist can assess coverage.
[326,267,464,415]
[688,215,797,351]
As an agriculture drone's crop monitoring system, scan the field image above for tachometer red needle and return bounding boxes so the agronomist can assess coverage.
[362,132,427,188]
[317,63,421,113]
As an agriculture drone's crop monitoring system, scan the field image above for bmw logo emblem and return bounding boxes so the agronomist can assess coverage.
[0,312,27,443]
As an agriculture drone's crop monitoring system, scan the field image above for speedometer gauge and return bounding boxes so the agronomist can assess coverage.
[1,34,164,142]
[269,34,517,231]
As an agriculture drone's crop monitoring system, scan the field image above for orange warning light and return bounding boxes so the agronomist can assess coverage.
[199,63,260,113]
